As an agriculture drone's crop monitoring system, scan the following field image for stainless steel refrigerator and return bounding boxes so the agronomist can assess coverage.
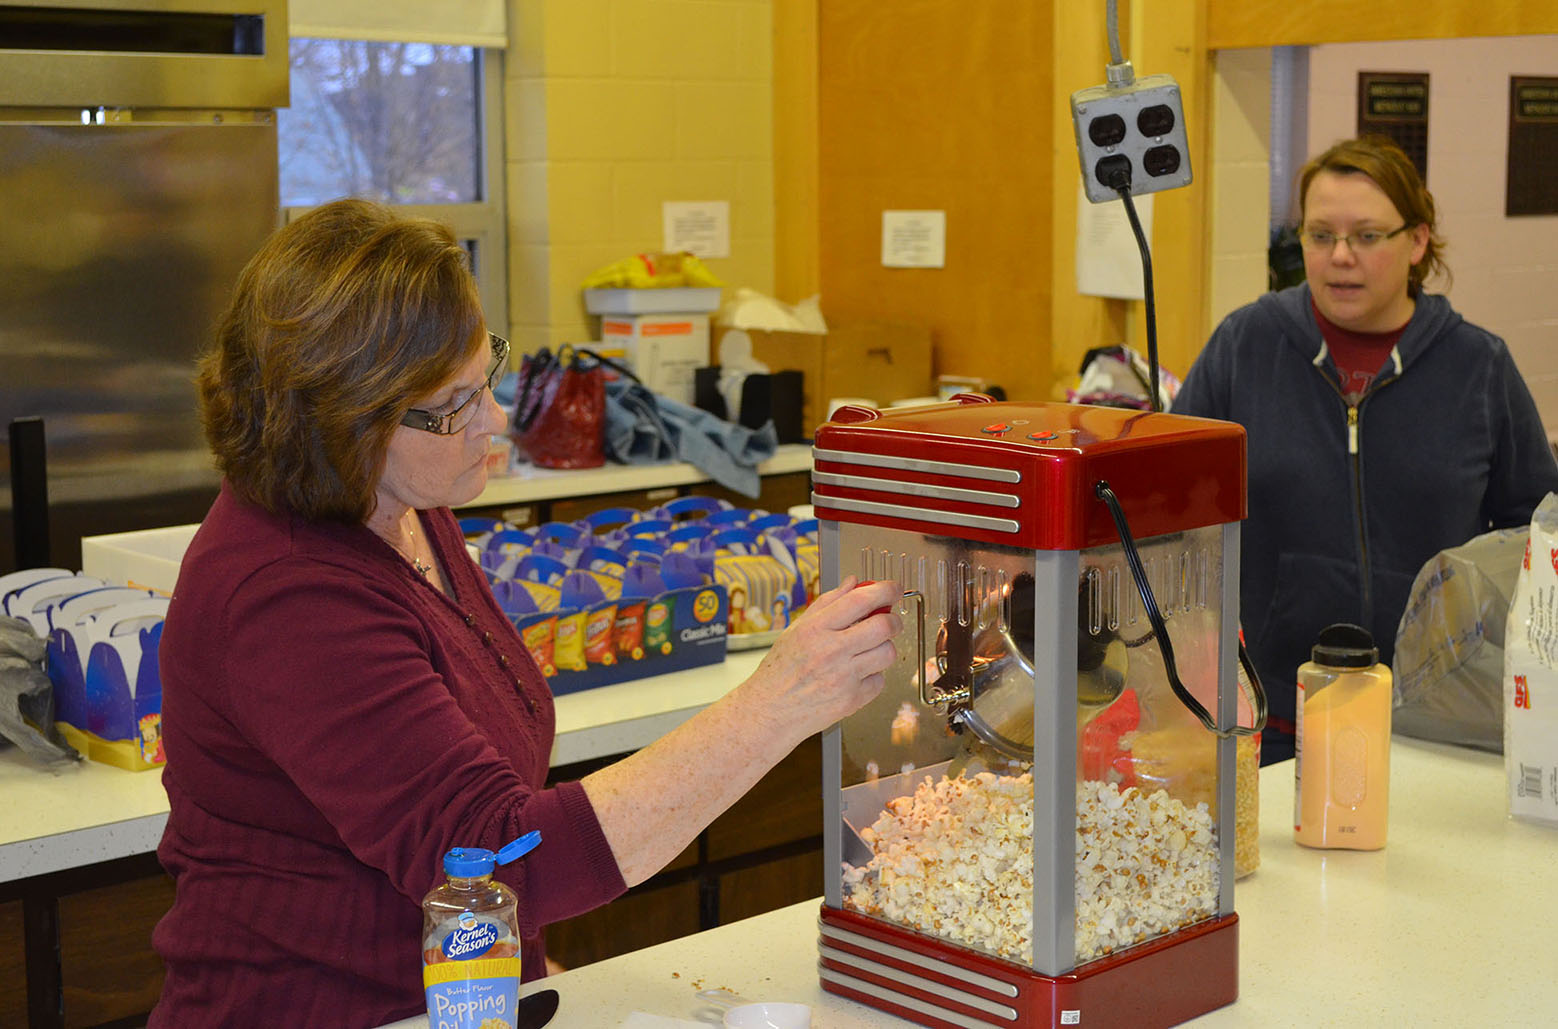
[0,0,288,569]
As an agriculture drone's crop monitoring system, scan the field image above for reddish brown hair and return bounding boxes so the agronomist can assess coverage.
[198,198,485,522]
[1298,135,1449,294]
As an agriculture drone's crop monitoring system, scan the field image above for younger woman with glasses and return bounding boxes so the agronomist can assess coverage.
[149,198,902,1027]
[1172,134,1558,764]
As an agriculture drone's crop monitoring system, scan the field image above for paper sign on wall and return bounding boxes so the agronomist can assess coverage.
[881,210,946,268]
[663,201,730,258]
[1075,182,1152,300]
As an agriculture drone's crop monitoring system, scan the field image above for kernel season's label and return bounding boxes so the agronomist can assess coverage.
[423,916,519,1029]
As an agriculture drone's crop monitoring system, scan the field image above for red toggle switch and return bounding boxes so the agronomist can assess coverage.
[981,423,1010,434]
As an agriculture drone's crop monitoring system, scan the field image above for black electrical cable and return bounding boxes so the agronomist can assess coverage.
[1094,481,1267,738]
[1108,175,1161,413]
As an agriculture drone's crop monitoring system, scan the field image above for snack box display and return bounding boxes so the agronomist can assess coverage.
[1,568,169,770]
[465,497,819,694]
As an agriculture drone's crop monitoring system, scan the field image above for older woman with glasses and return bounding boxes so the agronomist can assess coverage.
[1172,135,1558,765]
[149,198,901,1028]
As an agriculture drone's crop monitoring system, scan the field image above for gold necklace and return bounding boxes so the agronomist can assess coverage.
[400,514,432,577]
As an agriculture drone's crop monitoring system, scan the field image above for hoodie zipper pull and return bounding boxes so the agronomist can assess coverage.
[1347,405,1359,455]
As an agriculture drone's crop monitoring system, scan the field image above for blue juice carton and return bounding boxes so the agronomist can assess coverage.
[421,832,541,1029]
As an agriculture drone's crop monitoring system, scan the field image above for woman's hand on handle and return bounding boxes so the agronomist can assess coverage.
[580,576,902,886]
[743,576,903,746]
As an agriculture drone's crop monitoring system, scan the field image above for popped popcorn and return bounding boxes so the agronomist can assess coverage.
[842,771,1219,964]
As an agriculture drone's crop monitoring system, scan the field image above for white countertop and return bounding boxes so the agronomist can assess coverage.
[0,648,767,884]
[0,745,172,882]
[382,737,1558,1028]
[463,445,813,510]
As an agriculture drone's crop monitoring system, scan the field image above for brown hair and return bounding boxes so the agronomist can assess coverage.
[198,198,485,523]
[1297,135,1449,294]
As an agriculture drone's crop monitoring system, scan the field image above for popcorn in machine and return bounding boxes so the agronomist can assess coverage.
[814,395,1261,1028]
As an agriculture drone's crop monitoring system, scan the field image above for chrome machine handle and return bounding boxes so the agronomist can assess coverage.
[908,589,963,708]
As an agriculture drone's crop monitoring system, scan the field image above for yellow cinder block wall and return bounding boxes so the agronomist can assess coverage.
[1206,48,1272,334]
[505,0,776,356]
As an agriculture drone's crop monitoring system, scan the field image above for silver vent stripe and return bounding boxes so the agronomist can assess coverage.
[819,964,1016,1027]
[818,922,1019,997]
[819,945,1019,1019]
[812,492,1021,534]
[811,470,1021,509]
[812,447,1022,484]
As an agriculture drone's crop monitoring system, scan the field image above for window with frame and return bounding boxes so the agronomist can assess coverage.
[277,38,508,324]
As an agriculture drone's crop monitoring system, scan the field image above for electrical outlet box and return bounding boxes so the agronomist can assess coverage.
[1071,73,1192,204]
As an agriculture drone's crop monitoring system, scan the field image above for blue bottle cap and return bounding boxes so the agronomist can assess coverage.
[496,830,542,865]
[443,846,498,878]
[443,831,541,877]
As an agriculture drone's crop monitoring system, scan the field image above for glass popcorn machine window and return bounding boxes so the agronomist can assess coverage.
[813,398,1263,1029]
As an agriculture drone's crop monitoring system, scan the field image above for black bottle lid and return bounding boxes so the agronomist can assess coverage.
[1311,622,1378,668]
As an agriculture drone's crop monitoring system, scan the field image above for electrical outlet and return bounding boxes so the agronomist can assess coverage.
[1071,73,1192,204]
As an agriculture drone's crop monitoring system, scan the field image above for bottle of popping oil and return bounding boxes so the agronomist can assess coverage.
[422,831,541,1029]
[1295,623,1391,850]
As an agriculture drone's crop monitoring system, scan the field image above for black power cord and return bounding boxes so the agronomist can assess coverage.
[1095,481,1267,738]
[1106,170,1160,413]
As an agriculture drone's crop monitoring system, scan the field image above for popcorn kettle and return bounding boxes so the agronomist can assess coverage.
[813,396,1262,1029]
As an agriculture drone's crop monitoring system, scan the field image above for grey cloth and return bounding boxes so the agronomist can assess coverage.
[0,615,80,765]
[604,379,777,498]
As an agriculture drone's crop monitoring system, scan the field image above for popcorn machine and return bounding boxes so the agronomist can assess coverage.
[814,396,1256,1028]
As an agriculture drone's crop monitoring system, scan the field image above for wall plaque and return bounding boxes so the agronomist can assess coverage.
[1508,76,1558,217]
[1357,71,1430,182]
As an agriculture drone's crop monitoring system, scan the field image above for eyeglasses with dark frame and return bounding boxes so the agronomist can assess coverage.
[1298,224,1413,253]
[399,333,510,435]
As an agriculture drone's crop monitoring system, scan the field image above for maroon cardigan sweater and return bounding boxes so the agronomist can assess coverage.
[149,484,625,1028]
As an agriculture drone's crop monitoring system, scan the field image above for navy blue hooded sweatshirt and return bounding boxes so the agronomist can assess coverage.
[1172,283,1558,760]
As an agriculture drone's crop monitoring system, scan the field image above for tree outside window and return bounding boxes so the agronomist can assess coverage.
[279,39,480,206]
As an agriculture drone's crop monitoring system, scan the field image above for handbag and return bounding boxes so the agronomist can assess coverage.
[512,344,607,469]
[513,345,640,469]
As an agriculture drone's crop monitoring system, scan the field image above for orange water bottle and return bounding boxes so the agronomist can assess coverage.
[1294,623,1391,849]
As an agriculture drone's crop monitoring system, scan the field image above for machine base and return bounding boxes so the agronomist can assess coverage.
[818,904,1238,1028]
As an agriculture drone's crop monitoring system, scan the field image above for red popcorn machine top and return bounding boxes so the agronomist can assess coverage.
[813,395,1260,1029]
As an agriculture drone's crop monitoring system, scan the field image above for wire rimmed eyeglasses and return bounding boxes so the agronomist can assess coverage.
[400,333,510,435]
[1298,224,1413,253]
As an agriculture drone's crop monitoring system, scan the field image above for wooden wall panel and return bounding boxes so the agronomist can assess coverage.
[1208,0,1558,50]
[817,1,1054,402]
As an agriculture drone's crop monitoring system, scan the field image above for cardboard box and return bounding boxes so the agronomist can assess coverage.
[601,312,710,405]
[717,321,934,437]
[538,582,729,696]
[81,524,199,595]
